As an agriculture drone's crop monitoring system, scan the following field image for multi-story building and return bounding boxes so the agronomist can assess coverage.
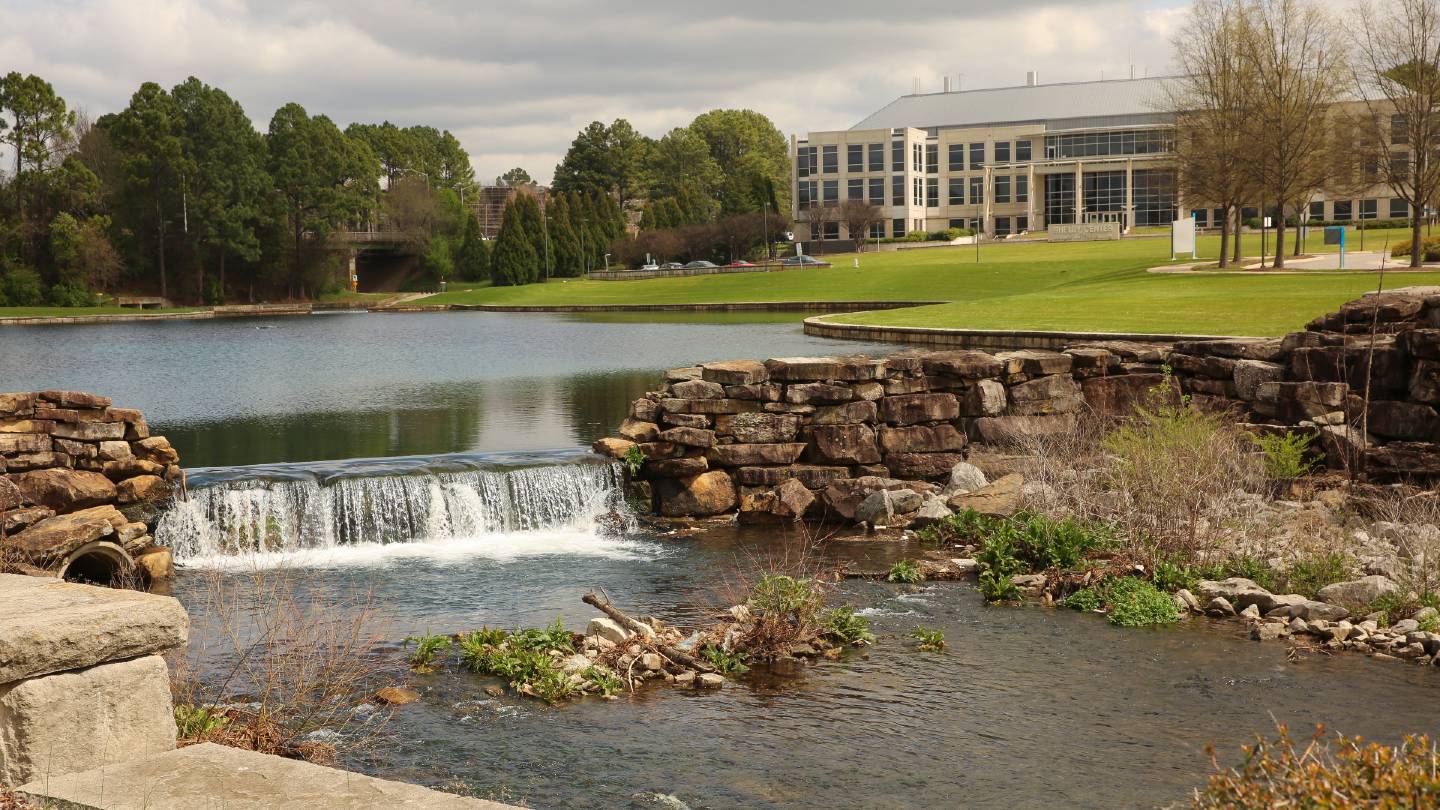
[792,74,1410,244]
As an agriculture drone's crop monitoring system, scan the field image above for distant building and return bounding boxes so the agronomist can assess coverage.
[792,74,1408,243]
[474,184,549,239]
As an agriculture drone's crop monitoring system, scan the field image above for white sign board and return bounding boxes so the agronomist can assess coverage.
[1050,222,1121,242]
[1263,216,1273,228]
[1171,217,1196,257]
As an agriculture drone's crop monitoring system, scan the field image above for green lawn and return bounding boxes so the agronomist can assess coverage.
[417,227,1440,336]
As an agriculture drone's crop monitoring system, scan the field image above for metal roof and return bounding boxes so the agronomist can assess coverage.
[849,76,1181,131]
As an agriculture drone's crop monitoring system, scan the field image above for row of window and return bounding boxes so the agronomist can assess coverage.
[799,174,1033,207]
[799,138,1042,177]
[1188,199,1412,228]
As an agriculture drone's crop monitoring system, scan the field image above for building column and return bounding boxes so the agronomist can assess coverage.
[983,166,993,235]
[1074,161,1084,223]
[1026,164,1036,230]
[1124,159,1134,233]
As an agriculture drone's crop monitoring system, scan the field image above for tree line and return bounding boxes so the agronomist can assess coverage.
[1170,0,1440,268]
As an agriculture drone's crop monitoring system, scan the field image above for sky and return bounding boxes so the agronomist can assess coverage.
[1,0,1188,185]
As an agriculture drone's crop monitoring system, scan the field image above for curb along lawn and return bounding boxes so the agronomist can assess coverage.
[418,227,1440,337]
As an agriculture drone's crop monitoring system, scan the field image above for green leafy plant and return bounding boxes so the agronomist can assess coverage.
[1254,431,1322,481]
[403,632,452,673]
[1369,591,1414,626]
[748,574,823,619]
[699,644,750,674]
[508,617,574,653]
[1281,553,1350,599]
[582,665,624,696]
[1419,612,1440,633]
[1063,586,1105,613]
[916,508,998,546]
[886,559,924,584]
[1153,558,1199,594]
[821,605,876,646]
[1008,511,1114,571]
[174,704,229,739]
[1103,577,1180,627]
[976,530,1024,603]
[1198,554,1279,594]
[622,444,647,476]
[909,626,946,651]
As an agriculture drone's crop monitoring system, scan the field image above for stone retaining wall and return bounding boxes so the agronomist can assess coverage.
[1,392,178,581]
[595,286,1440,522]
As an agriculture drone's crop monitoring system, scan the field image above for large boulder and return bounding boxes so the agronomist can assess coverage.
[811,401,878,425]
[1367,401,1440,441]
[8,505,128,561]
[785,382,854,405]
[855,489,924,525]
[808,424,882,465]
[1080,374,1170,416]
[50,421,125,442]
[655,471,737,517]
[660,397,762,415]
[972,414,1077,445]
[657,427,716,448]
[701,360,769,386]
[737,478,815,524]
[1196,578,1282,613]
[765,356,886,382]
[0,476,23,511]
[1006,375,1083,416]
[877,424,966,454]
[920,350,1004,379]
[1317,575,1398,608]
[822,477,935,521]
[946,473,1023,517]
[670,379,726,399]
[134,437,179,465]
[884,452,969,480]
[946,462,989,494]
[734,465,850,490]
[718,412,798,443]
[617,418,660,443]
[996,350,1073,377]
[706,443,807,467]
[961,380,1007,417]
[115,475,171,505]
[12,469,117,514]
[880,393,960,426]
[641,456,708,479]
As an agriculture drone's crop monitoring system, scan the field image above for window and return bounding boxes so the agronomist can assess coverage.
[969,176,984,204]
[822,180,839,204]
[868,222,885,239]
[869,177,885,205]
[892,218,905,237]
[848,178,864,200]
[822,221,839,240]
[948,178,965,205]
[1043,129,1172,159]
[1016,140,1032,161]
[1391,198,1411,218]
[1194,209,1208,227]
[912,176,924,207]
[822,145,838,174]
[995,216,1012,235]
[1360,199,1378,220]
[1016,174,1028,203]
[1309,201,1324,220]
[926,177,939,208]
[1045,174,1076,224]
[797,146,815,178]
[869,142,884,171]
[1333,200,1353,220]
[1391,153,1410,178]
[994,175,1011,204]
[1212,208,1224,225]
[969,142,985,168]
[995,141,1011,163]
[925,143,938,174]
[892,176,904,206]
[892,140,905,172]
[1017,215,1028,232]
[1392,114,1409,145]
[798,180,816,207]
[948,143,964,172]
[912,143,923,172]
[847,144,863,173]
[1130,169,1176,226]
[949,218,966,228]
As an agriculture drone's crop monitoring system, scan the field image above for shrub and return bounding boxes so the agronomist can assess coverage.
[1153,558,1200,594]
[886,559,924,584]
[1103,577,1180,627]
[0,266,44,306]
[1281,553,1350,599]
[582,665,624,696]
[1391,234,1440,260]
[916,508,998,546]
[174,703,230,738]
[821,605,875,646]
[1254,431,1321,481]
[403,633,452,673]
[1063,586,1104,612]
[45,281,94,307]
[622,445,646,476]
[748,574,823,620]
[1193,726,1440,807]
[909,626,946,651]
[1009,512,1113,571]
[976,531,1024,603]
[508,618,574,653]
[700,643,750,674]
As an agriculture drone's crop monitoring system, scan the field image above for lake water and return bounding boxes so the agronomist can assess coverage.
[7,311,1440,808]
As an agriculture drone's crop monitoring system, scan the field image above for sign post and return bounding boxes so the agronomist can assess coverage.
[1324,226,1345,269]
[1171,217,1196,261]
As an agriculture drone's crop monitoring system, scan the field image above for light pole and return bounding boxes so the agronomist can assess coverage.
[603,252,611,271]
[762,198,771,261]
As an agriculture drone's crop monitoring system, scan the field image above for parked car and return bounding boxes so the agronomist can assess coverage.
[724,260,756,267]
[640,262,660,271]
[780,255,831,267]
[682,260,719,269]
[660,262,684,269]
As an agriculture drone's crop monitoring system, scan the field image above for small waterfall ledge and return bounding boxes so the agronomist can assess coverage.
[156,460,630,561]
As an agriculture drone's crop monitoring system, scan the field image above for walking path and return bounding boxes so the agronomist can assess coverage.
[1149,251,1440,274]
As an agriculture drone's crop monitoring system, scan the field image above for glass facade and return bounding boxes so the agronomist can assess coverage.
[1044,174,1076,224]
[848,178,864,200]
[1131,169,1176,226]
[1044,129,1171,159]
[948,143,964,172]
[822,145,837,174]
[926,177,939,208]
[892,140,904,172]
[869,142,885,171]
[948,178,964,205]
[926,143,938,174]
[847,144,863,173]
[869,178,885,205]
[969,143,984,169]
[995,175,1011,204]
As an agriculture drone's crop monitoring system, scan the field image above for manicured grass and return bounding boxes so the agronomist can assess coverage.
[415,227,1440,336]
[0,305,203,318]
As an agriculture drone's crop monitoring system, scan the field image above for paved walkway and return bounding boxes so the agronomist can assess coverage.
[1150,251,1440,274]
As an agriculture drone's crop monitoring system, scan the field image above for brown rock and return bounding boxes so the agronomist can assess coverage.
[671,379,726,399]
[33,407,111,423]
[1080,374,1171,416]
[643,456,709,479]
[0,392,37,417]
[134,437,180,465]
[658,427,715,448]
[885,452,969,480]
[50,421,126,442]
[2,452,69,472]
[1414,360,1440,404]
[661,412,711,429]
[996,350,1073,377]
[637,441,686,459]
[765,356,887,382]
[884,354,925,374]
[1172,337,1285,361]
[2,506,54,535]
[701,360,769,386]
[884,376,936,395]
[723,383,783,401]
[659,398,762,415]
[53,438,98,459]
[877,424,966,454]
[821,476,936,520]
[808,424,882,465]
[13,469,117,513]
[947,473,1024,517]
[1367,401,1440,441]
[101,458,167,481]
[811,401,878,425]
[762,402,816,414]
[655,471,737,516]
[116,475,171,504]
[1366,442,1440,478]
[0,419,55,434]
[38,391,112,409]
[784,382,853,405]
[9,504,127,560]
[961,380,1007,417]
[880,393,960,426]
[0,476,24,510]
[132,546,173,581]
[1006,375,1083,415]
[592,437,637,459]
[852,381,885,401]
[733,465,851,489]
[1064,348,1119,377]
[96,441,133,462]
[617,419,660,443]
[972,414,1078,445]
[1290,345,1407,395]
[630,398,660,422]
[0,433,49,455]
[718,412,799,443]
[707,443,807,466]
[1400,328,1440,359]
[374,687,422,706]
[738,478,815,524]
[667,366,702,382]
[921,350,1004,379]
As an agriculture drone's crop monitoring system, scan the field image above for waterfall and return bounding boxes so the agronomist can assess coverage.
[156,460,633,563]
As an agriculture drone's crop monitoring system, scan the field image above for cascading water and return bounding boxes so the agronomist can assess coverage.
[156,458,638,566]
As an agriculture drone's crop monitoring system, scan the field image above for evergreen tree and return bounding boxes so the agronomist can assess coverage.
[550,194,582,277]
[491,197,537,286]
[456,214,490,281]
[517,193,548,282]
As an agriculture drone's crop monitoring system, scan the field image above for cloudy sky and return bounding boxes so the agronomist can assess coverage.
[2,0,1187,184]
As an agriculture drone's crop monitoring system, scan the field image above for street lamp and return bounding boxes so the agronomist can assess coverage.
[603,253,611,271]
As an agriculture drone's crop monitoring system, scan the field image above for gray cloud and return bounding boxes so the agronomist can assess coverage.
[1,0,1186,183]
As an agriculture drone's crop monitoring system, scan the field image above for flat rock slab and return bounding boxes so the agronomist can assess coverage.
[0,574,188,682]
[21,742,520,809]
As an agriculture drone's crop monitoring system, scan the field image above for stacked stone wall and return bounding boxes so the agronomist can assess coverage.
[0,391,178,579]
[596,286,1440,521]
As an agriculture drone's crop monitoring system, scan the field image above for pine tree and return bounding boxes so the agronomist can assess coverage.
[517,194,548,282]
[550,194,582,277]
[456,214,490,281]
[491,198,538,285]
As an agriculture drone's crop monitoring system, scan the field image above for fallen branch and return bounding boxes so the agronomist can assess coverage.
[583,590,715,673]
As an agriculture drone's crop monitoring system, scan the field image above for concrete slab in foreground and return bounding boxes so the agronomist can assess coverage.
[20,742,522,809]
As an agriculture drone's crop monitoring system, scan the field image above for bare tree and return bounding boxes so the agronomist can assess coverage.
[1353,0,1440,266]
[1239,0,1348,268]
[803,203,834,256]
[838,198,882,252]
[1168,0,1260,268]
